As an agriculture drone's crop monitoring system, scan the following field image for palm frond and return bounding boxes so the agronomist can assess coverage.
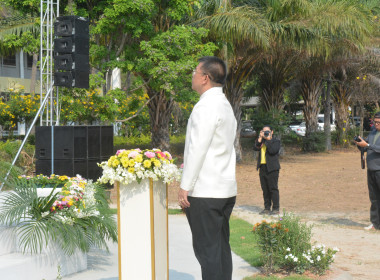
[0,16,38,39]
[194,6,270,48]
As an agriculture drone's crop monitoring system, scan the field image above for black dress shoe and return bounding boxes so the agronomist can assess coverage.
[259,209,271,215]
[270,210,280,215]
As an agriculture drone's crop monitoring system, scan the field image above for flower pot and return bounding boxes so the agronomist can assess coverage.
[117,178,168,280]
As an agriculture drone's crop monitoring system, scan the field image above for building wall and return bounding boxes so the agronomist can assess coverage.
[0,51,40,93]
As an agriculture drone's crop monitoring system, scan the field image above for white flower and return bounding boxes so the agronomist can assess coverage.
[333,247,340,252]
[294,257,298,262]
[286,247,291,251]
[317,255,321,261]
[285,255,288,259]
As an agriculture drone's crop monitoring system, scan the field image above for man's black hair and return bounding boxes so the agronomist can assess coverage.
[374,112,380,119]
[263,125,272,130]
[198,56,227,86]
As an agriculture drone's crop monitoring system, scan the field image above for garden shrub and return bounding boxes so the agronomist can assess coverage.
[302,131,326,152]
[253,213,338,275]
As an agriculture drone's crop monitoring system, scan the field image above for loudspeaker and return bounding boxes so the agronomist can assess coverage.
[35,126,52,159]
[54,70,89,88]
[36,159,74,177]
[73,159,87,177]
[73,126,87,159]
[87,158,102,181]
[88,126,100,158]
[101,126,114,157]
[54,54,89,72]
[53,16,89,89]
[35,126,113,180]
[54,126,74,159]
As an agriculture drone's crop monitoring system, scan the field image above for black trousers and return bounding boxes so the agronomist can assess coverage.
[185,196,236,280]
[367,169,380,229]
[259,164,279,211]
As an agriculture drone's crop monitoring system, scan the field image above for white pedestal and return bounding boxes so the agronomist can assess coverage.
[117,179,168,280]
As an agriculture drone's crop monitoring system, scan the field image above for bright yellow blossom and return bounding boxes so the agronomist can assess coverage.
[143,160,152,168]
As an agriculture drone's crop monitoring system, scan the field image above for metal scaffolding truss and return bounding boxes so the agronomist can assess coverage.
[40,0,59,126]
[0,0,60,190]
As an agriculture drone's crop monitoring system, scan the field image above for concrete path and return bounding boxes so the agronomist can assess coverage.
[62,214,258,280]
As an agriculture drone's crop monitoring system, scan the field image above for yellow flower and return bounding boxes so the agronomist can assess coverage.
[356,77,360,79]
[108,156,116,167]
[153,159,161,167]
[128,167,135,173]
[112,159,120,167]
[135,154,143,163]
[120,157,129,167]
[143,160,152,168]
[128,159,135,167]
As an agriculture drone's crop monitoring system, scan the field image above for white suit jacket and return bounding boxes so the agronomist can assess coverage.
[180,87,237,198]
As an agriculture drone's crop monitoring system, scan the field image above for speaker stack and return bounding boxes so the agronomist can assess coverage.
[35,126,113,181]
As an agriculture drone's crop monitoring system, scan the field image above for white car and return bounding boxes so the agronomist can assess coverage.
[295,122,306,136]
[318,115,336,131]
[288,121,303,133]
[296,121,335,137]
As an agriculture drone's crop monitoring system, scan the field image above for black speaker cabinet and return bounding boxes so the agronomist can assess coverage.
[35,126,113,181]
[100,126,114,157]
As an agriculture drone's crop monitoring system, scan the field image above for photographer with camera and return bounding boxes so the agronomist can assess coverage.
[354,112,380,230]
[254,125,281,215]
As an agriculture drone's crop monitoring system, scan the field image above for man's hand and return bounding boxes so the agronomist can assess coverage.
[355,136,369,148]
[178,188,190,208]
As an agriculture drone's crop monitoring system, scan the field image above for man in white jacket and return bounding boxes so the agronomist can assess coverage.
[178,56,237,280]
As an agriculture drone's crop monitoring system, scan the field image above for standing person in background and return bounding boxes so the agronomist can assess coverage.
[354,111,380,231]
[254,125,281,215]
[178,56,237,280]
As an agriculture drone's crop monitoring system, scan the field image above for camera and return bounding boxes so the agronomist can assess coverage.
[354,136,361,142]
[264,131,270,137]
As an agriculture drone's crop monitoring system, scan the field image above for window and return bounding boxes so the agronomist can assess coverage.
[3,54,16,66]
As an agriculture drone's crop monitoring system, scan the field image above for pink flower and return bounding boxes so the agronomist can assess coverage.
[144,151,156,158]
[128,151,139,158]
[156,151,166,159]
[164,151,172,160]
[180,163,184,169]
[116,149,126,155]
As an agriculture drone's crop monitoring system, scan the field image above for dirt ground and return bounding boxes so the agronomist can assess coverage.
[168,148,380,280]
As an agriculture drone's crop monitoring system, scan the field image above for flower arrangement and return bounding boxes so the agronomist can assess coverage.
[18,174,69,188]
[48,175,100,222]
[98,148,181,185]
[0,175,117,255]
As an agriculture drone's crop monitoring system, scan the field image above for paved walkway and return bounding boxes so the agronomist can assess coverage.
[62,214,258,280]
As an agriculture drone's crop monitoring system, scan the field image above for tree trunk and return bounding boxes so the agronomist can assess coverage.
[300,79,323,136]
[147,89,173,151]
[29,53,38,93]
[224,56,257,162]
[323,77,332,150]
[105,70,112,94]
[334,100,350,147]
[332,83,351,146]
